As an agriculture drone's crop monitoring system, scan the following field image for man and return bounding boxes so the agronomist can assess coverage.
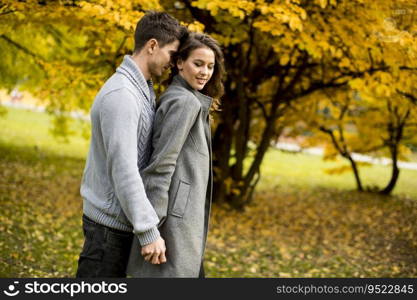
[76,11,187,277]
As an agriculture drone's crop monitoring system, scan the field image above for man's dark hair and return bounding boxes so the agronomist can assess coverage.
[134,11,187,53]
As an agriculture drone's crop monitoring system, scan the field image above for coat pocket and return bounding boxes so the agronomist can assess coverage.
[190,130,209,157]
[170,180,191,218]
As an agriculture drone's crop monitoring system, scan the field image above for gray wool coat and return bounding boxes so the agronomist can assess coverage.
[126,74,213,277]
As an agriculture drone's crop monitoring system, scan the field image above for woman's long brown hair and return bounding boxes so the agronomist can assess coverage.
[167,32,225,113]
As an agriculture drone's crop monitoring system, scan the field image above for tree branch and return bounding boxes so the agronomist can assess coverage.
[0,34,46,62]
[397,90,417,104]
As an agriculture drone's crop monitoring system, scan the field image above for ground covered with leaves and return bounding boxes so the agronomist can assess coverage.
[206,189,417,277]
[1,108,417,277]
[1,142,417,277]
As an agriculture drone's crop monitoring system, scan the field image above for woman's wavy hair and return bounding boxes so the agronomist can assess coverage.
[167,32,225,111]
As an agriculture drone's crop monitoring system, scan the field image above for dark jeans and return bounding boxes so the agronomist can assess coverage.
[76,215,134,278]
[76,214,206,278]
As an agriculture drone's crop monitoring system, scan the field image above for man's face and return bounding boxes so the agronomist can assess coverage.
[149,40,180,78]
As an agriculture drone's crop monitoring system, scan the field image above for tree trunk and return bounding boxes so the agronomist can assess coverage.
[380,113,407,195]
[212,116,233,204]
[346,155,363,191]
[319,125,364,192]
[380,145,400,195]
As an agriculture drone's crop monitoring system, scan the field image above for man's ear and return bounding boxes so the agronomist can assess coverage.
[146,39,158,55]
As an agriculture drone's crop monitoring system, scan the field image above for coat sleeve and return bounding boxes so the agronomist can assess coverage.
[100,88,160,246]
[142,93,200,226]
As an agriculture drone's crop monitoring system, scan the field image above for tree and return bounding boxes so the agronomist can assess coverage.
[1,0,416,207]
[292,85,417,194]
[180,0,417,206]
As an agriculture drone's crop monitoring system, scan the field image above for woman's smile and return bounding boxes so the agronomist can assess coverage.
[196,77,208,85]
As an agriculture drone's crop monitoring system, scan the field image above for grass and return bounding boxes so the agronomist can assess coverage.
[259,149,417,199]
[1,107,416,277]
[0,106,89,159]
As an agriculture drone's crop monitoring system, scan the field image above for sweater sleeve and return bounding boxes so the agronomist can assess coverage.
[100,88,160,246]
[142,94,200,226]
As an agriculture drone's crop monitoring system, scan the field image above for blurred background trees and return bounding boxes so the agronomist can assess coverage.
[1,0,416,208]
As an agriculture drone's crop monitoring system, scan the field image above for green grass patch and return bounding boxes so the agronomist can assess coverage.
[0,107,89,159]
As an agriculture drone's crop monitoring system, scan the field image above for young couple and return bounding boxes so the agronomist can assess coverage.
[75,11,224,278]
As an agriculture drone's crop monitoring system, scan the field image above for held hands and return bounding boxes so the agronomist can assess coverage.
[141,236,167,264]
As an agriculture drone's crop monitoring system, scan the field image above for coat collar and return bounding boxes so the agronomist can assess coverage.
[172,74,213,112]
[116,55,156,107]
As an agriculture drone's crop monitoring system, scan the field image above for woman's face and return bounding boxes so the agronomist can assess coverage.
[177,46,215,91]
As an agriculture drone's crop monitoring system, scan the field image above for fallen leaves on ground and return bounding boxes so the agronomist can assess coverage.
[205,188,417,277]
[1,142,416,277]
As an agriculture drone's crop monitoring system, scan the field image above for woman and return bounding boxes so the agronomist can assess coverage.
[126,32,225,277]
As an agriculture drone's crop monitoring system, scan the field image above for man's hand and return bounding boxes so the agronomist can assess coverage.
[141,236,167,264]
